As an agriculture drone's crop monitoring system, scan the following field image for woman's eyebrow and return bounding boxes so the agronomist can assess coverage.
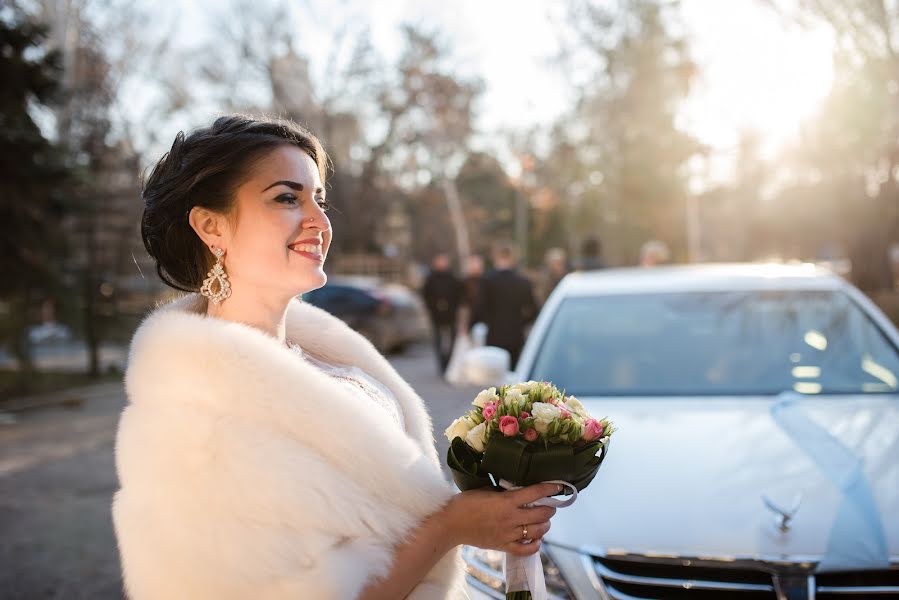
[262,180,303,192]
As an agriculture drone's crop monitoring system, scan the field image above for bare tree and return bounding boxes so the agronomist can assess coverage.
[373,26,483,264]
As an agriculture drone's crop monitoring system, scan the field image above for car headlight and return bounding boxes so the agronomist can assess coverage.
[461,545,576,600]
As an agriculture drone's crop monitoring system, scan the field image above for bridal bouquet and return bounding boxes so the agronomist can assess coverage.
[445,381,614,600]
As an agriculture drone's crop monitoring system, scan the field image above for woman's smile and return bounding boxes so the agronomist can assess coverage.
[289,239,324,262]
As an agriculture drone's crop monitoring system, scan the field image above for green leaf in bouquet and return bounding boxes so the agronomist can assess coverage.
[446,436,494,491]
[526,443,575,484]
[480,435,530,484]
[566,441,609,491]
[572,441,603,471]
[477,436,610,494]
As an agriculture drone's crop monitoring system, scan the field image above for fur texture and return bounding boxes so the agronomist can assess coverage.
[113,294,467,599]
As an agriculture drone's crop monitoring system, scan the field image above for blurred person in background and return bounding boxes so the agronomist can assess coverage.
[443,254,485,384]
[459,254,484,331]
[113,116,558,600]
[462,254,484,312]
[422,252,463,376]
[538,247,569,305]
[639,239,671,267]
[473,242,538,367]
[575,236,606,271]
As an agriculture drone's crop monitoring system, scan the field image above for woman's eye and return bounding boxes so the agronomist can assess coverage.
[276,194,298,205]
[316,199,331,212]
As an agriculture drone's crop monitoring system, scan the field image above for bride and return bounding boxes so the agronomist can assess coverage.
[112,115,561,599]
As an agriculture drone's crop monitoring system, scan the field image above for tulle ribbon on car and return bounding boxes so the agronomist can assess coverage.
[770,392,888,572]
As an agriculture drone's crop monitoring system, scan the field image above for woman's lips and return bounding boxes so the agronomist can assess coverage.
[289,246,324,262]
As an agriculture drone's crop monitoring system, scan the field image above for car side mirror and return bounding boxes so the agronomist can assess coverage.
[462,346,512,387]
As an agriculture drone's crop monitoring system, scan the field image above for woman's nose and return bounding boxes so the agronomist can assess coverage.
[306,207,330,230]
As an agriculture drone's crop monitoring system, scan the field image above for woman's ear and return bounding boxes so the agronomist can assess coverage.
[188,206,228,251]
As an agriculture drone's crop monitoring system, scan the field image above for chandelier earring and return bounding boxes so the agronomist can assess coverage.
[200,246,232,305]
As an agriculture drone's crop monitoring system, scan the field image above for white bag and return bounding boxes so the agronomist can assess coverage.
[444,332,472,386]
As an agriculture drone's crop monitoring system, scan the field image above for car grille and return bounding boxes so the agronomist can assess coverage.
[816,568,899,599]
[593,555,778,599]
[591,554,899,599]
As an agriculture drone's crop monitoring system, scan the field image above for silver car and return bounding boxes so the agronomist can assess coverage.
[462,264,899,600]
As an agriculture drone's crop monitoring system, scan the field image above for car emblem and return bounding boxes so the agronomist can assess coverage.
[763,493,802,532]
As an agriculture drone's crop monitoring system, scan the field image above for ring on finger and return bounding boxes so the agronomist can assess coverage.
[520,524,531,544]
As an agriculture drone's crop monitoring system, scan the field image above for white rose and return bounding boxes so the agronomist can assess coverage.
[514,380,538,394]
[531,402,561,434]
[445,416,476,442]
[503,388,524,408]
[473,387,498,408]
[563,397,590,419]
[465,422,488,453]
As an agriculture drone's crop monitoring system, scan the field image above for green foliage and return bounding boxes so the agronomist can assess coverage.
[0,12,70,369]
[0,15,68,294]
[456,152,520,254]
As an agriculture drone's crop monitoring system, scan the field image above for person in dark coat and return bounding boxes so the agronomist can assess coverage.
[575,236,606,271]
[462,254,484,310]
[459,254,484,332]
[538,247,569,305]
[472,243,538,368]
[422,253,462,375]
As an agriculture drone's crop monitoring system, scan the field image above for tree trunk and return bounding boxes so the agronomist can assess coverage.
[83,207,100,377]
[849,214,894,293]
[440,177,470,267]
[10,292,35,376]
[515,187,529,267]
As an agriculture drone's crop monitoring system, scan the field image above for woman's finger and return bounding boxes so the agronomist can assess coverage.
[505,519,551,547]
[503,538,542,557]
[512,504,556,525]
[525,520,551,540]
[511,482,564,506]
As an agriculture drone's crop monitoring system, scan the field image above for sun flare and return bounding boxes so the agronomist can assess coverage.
[681,0,834,157]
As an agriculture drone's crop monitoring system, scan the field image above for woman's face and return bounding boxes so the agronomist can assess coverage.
[223,145,332,298]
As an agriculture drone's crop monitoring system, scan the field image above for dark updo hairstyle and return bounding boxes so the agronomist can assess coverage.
[141,115,329,292]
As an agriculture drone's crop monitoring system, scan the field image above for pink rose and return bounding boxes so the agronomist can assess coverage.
[547,397,559,405]
[523,427,538,442]
[520,411,530,418]
[499,415,520,437]
[482,402,497,420]
[559,407,572,420]
[583,418,604,442]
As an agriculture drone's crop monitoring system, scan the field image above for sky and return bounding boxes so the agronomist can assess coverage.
[173,0,835,186]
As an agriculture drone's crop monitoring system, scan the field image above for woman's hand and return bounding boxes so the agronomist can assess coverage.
[442,483,561,556]
[357,483,560,599]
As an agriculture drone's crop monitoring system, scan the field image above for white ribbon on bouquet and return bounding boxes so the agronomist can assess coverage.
[498,479,579,600]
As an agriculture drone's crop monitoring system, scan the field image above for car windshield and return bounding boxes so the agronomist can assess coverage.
[529,290,899,396]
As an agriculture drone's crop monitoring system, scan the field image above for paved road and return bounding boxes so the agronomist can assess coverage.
[0,342,482,599]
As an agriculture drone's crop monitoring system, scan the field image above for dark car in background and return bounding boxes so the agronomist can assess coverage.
[302,276,429,354]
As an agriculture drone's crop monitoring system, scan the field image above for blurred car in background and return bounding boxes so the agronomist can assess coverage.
[461,264,899,600]
[27,321,72,345]
[302,276,429,354]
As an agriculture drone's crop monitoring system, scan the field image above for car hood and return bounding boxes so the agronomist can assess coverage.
[545,395,899,560]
